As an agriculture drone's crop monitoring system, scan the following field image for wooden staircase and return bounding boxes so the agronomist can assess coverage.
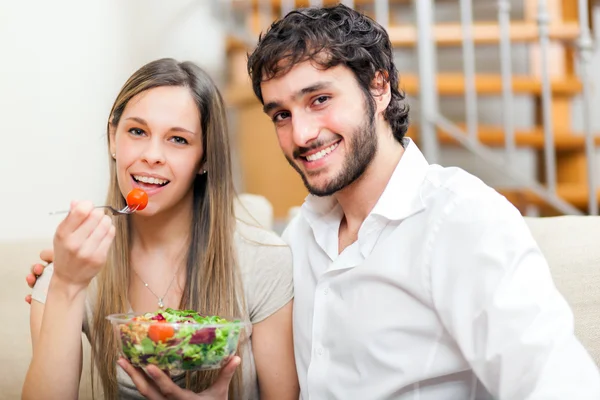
[224,0,598,219]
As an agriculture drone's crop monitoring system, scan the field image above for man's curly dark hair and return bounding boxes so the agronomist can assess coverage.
[247,4,409,143]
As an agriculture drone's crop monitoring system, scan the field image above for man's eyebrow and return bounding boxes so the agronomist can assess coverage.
[298,82,332,96]
[263,81,333,114]
[124,116,196,135]
[263,101,282,115]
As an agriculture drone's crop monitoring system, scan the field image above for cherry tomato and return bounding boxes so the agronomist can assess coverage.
[148,322,175,343]
[126,188,148,211]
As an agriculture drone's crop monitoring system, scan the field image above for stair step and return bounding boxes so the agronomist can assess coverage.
[227,20,580,52]
[241,0,413,10]
[226,36,249,53]
[401,74,582,96]
[407,125,600,151]
[388,21,580,47]
[499,184,600,212]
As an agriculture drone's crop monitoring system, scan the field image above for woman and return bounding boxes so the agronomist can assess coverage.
[22,58,298,400]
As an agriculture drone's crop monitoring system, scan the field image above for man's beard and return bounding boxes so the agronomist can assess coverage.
[286,109,377,197]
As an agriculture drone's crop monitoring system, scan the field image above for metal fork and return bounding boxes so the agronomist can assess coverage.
[49,204,139,216]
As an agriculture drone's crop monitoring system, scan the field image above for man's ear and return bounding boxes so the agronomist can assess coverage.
[371,71,391,115]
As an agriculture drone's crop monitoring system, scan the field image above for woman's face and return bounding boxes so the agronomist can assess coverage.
[110,85,204,216]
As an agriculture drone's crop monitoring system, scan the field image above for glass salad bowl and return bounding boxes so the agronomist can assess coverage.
[107,308,248,374]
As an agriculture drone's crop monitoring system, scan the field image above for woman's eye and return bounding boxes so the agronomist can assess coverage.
[128,128,145,136]
[171,136,188,145]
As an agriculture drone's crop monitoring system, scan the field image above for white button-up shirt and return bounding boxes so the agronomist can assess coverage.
[282,139,600,399]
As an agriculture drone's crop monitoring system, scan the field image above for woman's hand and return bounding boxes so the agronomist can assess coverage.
[118,356,241,400]
[52,201,115,291]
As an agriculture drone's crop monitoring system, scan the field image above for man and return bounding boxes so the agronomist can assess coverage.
[27,4,600,399]
[245,4,600,399]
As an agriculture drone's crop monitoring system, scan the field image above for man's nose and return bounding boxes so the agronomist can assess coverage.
[291,113,320,147]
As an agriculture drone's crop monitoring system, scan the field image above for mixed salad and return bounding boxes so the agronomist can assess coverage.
[116,308,242,371]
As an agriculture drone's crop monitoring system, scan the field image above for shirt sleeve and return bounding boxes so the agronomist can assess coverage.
[31,263,54,304]
[238,226,294,324]
[429,191,600,399]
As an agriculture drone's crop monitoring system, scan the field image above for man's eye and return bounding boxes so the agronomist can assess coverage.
[273,111,291,122]
[171,136,188,145]
[128,128,145,136]
[314,96,330,105]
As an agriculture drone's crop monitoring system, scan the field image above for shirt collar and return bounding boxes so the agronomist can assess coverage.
[301,137,429,231]
[301,186,343,260]
[370,137,428,221]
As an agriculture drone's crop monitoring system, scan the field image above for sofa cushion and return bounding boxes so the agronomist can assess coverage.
[525,216,600,366]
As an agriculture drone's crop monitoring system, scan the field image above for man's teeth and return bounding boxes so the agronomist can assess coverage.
[306,142,339,162]
[134,175,169,185]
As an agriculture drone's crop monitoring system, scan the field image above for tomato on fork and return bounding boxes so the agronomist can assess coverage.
[126,188,149,211]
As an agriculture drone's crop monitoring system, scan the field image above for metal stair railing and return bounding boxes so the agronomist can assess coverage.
[220,0,598,215]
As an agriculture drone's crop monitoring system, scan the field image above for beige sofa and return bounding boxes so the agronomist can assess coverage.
[2,195,599,399]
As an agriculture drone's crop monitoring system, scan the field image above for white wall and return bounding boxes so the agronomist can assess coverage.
[0,0,226,241]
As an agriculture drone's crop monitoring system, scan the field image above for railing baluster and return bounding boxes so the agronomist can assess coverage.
[375,0,390,29]
[577,0,597,215]
[258,0,273,31]
[415,0,440,164]
[243,0,253,37]
[281,0,295,16]
[460,0,478,142]
[309,0,323,7]
[435,114,583,215]
[498,0,516,163]
[341,0,355,8]
[537,0,557,194]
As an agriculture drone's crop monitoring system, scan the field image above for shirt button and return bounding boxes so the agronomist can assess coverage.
[323,288,329,295]
[317,348,324,356]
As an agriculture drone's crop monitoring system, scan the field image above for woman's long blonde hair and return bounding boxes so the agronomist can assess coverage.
[90,58,245,399]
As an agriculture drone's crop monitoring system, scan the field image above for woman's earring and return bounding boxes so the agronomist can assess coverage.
[112,153,116,159]
[201,169,207,175]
